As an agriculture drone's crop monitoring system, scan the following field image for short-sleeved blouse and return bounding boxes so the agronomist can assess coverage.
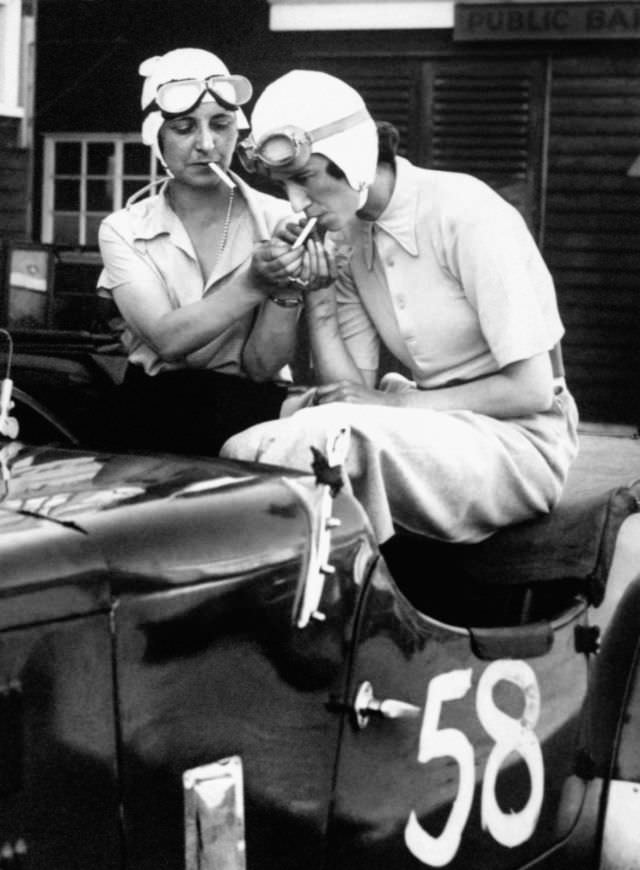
[97,173,291,376]
[331,157,564,388]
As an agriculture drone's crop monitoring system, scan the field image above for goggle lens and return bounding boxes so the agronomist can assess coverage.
[157,80,204,114]
[155,75,252,115]
[238,109,371,177]
[259,133,302,167]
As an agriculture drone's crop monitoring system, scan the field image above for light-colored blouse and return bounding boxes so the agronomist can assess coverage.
[331,156,564,388]
[98,173,291,376]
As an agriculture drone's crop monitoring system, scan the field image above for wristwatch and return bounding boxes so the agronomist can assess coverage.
[268,294,303,307]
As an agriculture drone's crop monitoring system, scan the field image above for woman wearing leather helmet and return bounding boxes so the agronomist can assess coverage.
[222,70,579,547]
[97,49,329,454]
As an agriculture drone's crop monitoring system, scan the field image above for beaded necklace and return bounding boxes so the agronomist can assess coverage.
[215,186,235,266]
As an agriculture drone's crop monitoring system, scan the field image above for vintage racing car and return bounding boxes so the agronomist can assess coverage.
[0,330,639,870]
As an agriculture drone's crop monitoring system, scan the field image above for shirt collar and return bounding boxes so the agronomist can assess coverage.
[127,172,272,247]
[357,156,420,269]
[128,180,192,252]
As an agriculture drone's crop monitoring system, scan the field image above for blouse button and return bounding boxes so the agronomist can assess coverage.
[396,295,406,309]
[386,257,395,267]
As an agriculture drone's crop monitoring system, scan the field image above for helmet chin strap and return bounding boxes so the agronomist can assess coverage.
[356,184,369,210]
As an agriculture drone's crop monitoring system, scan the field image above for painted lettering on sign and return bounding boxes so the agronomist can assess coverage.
[455,2,640,40]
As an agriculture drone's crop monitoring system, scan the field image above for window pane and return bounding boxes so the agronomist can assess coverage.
[87,178,112,211]
[85,214,109,247]
[53,213,80,246]
[55,141,81,174]
[124,142,151,174]
[54,179,80,209]
[87,142,114,175]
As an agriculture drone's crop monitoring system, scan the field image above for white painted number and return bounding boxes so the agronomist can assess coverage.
[477,660,544,847]
[404,661,544,867]
[405,669,474,867]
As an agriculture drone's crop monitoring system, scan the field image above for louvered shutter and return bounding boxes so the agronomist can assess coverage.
[544,56,640,424]
[421,58,546,235]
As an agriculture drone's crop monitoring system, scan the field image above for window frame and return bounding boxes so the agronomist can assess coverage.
[41,132,161,246]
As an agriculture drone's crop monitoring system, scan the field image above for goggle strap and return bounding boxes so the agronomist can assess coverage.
[125,176,171,208]
[307,109,372,145]
[238,108,372,174]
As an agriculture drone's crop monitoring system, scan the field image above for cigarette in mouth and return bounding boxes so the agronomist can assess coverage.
[208,162,236,190]
[292,217,318,249]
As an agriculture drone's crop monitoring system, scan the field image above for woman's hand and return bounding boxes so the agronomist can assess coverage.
[314,380,401,406]
[298,239,336,292]
[251,240,305,289]
[275,217,303,246]
[252,232,336,295]
[275,217,336,290]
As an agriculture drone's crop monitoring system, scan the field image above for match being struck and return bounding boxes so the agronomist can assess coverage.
[292,216,318,249]
[208,162,236,190]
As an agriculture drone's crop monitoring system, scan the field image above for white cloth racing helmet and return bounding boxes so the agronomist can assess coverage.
[248,70,377,203]
[139,48,251,166]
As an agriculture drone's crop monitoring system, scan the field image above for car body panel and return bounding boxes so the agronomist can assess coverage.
[1,349,640,869]
[0,438,375,869]
[328,561,590,869]
[0,614,122,869]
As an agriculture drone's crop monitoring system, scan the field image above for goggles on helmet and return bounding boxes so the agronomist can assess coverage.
[237,108,371,176]
[144,74,253,118]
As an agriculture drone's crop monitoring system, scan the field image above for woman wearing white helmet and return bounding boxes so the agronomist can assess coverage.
[222,70,579,548]
[97,49,330,455]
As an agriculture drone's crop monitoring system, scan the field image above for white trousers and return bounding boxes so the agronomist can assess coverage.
[221,386,579,544]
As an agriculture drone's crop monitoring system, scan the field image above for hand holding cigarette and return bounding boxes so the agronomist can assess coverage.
[292,217,318,249]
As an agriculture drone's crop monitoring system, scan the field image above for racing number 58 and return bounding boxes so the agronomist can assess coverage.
[404,661,544,867]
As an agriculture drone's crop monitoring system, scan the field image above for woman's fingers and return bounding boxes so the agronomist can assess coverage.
[303,240,334,289]
[254,233,335,292]
[315,381,349,403]
[313,380,385,405]
[254,241,305,286]
[274,217,304,244]
[313,240,332,287]
[301,245,316,284]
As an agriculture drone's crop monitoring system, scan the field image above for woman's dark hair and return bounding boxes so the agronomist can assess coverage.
[326,160,347,181]
[376,120,400,165]
[325,119,400,180]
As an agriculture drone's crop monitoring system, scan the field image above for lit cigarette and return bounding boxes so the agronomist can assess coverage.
[208,162,236,190]
[292,217,318,249]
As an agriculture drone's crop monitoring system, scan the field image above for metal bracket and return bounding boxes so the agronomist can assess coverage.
[575,624,601,655]
[352,680,421,730]
[285,426,351,629]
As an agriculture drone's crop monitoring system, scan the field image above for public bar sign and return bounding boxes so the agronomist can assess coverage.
[455,1,640,40]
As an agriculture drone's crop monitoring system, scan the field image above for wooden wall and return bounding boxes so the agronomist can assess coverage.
[544,55,640,424]
[0,117,28,241]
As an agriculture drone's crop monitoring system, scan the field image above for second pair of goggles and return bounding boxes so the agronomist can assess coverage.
[238,108,371,175]
[145,74,253,118]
